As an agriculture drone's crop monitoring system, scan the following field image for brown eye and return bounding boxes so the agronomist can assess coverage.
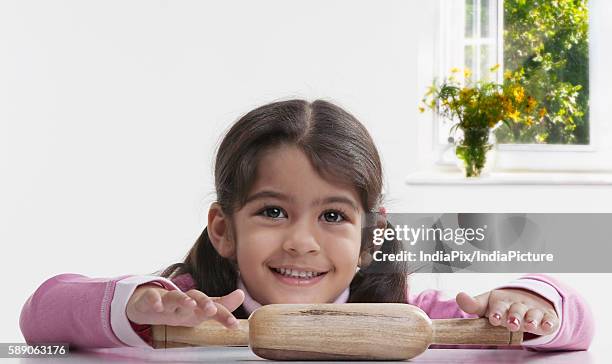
[321,210,346,223]
[260,206,287,219]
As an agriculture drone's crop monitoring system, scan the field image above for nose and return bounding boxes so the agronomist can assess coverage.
[282,220,320,255]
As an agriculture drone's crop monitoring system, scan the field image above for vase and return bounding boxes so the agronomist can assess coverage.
[455,127,497,177]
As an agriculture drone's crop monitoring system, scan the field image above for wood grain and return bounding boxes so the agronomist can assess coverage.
[249,303,433,361]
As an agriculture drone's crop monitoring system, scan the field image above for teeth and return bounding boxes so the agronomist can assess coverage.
[274,267,324,278]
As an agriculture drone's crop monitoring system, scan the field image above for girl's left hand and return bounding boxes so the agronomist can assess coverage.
[456,288,559,336]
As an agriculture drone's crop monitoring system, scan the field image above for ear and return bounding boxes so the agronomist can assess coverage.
[207,202,236,259]
[359,247,377,269]
[376,206,388,229]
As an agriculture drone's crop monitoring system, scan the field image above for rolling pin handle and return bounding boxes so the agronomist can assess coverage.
[432,318,524,346]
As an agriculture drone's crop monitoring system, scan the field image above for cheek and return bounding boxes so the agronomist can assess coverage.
[235,226,284,266]
[322,231,362,267]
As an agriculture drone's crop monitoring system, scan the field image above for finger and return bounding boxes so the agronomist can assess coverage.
[185,289,217,317]
[540,312,559,335]
[524,308,544,333]
[456,291,489,317]
[209,302,241,329]
[506,302,528,332]
[138,288,164,313]
[211,289,245,312]
[487,299,511,326]
[162,290,196,314]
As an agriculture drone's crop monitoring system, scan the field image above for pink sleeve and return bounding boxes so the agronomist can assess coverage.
[510,274,595,351]
[19,273,187,349]
[406,274,594,351]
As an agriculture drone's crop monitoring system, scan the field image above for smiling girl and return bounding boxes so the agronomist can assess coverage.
[20,100,593,351]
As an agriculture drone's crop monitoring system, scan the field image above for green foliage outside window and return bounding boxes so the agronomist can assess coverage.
[495,0,589,144]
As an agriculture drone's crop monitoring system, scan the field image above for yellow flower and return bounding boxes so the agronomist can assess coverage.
[513,86,525,103]
[459,87,472,100]
[538,107,547,119]
[504,70,513,80]
[508,110,521,122]
[450,67,460,73]
[489,64,500,72]
[418,106,426,113]
[464,68,472,79]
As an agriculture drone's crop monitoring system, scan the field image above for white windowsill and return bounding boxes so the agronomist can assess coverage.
[406,169,612,186]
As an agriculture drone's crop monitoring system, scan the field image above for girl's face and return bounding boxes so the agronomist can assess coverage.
[232,144,363,305]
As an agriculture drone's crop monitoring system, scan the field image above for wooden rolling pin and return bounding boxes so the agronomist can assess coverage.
[153,303,523,360]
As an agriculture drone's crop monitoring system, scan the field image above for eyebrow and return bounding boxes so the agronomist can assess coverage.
[245,190,359,212]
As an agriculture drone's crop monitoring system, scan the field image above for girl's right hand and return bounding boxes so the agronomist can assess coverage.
[126,285,245,329]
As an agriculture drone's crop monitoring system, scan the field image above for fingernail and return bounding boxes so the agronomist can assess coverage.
[542,321,553,330]
[526,319,537,328]
[492,313,501,321]
[508,316,520,328]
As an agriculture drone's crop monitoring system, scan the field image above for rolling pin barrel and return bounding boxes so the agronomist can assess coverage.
[248,303,434,361]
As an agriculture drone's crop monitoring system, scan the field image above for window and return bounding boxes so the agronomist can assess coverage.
[419,0,611,172]
[464,0,499,84]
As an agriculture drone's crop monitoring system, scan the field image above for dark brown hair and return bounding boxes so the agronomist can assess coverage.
[162,99,408,318]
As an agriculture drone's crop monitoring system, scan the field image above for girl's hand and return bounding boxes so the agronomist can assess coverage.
[456,288,559,336]
[126,285,245,329]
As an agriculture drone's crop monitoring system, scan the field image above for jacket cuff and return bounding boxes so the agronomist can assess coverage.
[110,275,180,347]
[495,277,563,347]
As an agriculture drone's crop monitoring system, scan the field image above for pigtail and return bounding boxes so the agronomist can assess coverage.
[348,219,408,303]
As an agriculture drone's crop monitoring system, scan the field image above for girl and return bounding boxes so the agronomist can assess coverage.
[20,100,593,351]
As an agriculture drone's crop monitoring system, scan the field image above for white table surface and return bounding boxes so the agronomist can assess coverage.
[6,346,596,363]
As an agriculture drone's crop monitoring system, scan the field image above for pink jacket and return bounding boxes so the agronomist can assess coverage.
[19,273,594,351]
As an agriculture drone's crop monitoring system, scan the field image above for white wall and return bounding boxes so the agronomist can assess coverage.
[1,0,610,358]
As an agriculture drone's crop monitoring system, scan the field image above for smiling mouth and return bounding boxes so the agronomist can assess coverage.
[269,266,329,279]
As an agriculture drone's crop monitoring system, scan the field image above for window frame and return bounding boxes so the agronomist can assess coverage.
[418,0,611,173]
